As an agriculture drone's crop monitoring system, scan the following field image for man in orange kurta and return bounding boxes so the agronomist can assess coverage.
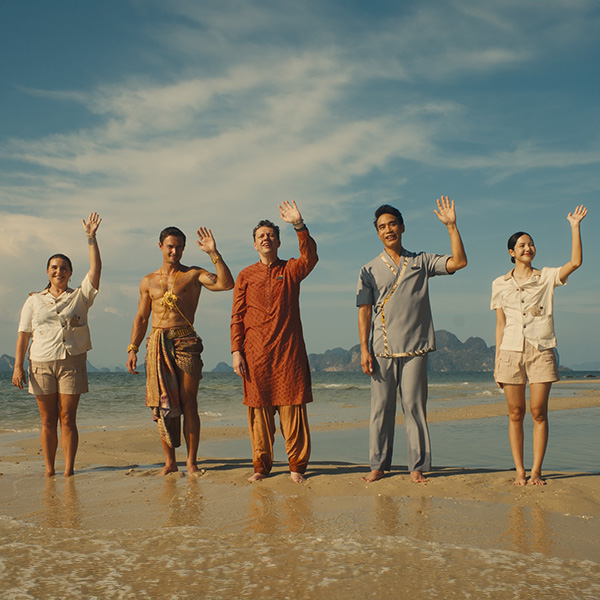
[231,201,318,483]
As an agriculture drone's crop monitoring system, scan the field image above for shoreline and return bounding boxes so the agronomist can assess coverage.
[1,392,599,599]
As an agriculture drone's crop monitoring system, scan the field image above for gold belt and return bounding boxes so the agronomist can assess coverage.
[152,326,195,339]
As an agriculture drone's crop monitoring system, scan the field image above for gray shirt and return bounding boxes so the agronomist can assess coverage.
[356,249,451,357]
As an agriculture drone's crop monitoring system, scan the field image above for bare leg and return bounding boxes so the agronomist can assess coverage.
[177,368,201,475]
[36,394,59,477]
[504,384,527,485]
[529,382,552,485]
[410,470,429,483]
[362,469,385,482]
[158,439,179,476]
[58,394,80,476]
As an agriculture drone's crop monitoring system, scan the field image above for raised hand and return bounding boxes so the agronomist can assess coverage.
[82,212,102,236]
[433,196,456,226]
[196,227,218,254]
[567,205,587,226]
[278,200,303,225]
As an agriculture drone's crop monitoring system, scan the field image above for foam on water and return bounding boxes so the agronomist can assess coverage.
[0,514,598,600]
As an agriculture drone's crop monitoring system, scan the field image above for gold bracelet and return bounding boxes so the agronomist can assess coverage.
[211,254,221,264]
[127,344,139,354]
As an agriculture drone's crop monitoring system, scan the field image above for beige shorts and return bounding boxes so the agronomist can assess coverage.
[28,353,88,396]
[495,342,559,385]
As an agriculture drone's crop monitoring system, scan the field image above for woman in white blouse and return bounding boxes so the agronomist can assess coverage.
[12,213,102,477]
[491,206,587,486]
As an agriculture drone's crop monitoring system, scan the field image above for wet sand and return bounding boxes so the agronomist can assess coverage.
[1,389,599,599]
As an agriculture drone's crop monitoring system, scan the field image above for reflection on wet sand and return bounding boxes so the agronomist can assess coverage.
[42,477,81,529]
[246,485,315,535]
[503,504,553,556]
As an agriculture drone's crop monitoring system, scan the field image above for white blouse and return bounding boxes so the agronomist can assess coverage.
[491,267,566,352]
[18,274,99,362]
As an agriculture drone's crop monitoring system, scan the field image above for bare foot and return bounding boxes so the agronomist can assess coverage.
[188,468,206,478]
[410,471,429,484]
[248,472,266,482]
[362,469,385,482]
[45,470,56,478]
[512,471,527,486]
[158,464,179,476]
[528,473,546,486]
[187,462,200,475]
[290,471,306,484]
[63,469,75,477]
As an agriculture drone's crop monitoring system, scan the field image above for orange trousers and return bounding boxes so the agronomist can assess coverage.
[248,404,311,475]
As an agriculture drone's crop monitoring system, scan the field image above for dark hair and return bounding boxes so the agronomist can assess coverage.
[373,205,404,228]
[507,231,534,264]
[253,219,280,241]
[45,254,73,289]
[46,253,73,271]
[159,226,186,245]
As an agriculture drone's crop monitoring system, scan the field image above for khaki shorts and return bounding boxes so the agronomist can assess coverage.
[495,342,559,385]
[28,353,89,396]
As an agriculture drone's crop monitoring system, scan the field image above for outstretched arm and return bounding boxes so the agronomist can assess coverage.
[196,227,234,291]
[358,304,374,375]
[559,205,587,282]
[433,196,467,274]
[82,212,102,290]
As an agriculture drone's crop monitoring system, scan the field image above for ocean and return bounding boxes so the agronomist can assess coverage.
[1,370,598,473]
[1,371,599,599]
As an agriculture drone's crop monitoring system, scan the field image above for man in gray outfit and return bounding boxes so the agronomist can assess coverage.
[356,197,467,483]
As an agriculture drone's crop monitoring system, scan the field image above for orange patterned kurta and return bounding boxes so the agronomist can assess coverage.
[231,229,318,408]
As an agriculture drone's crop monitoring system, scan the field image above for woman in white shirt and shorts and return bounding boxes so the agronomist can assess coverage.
[12,213,102,477]
[491,206,587,486]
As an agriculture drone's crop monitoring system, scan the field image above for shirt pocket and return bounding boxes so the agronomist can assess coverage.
[532,314,554,341]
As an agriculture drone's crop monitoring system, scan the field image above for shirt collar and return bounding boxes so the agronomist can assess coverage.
[40,287,74,297]
[504,269,541,283]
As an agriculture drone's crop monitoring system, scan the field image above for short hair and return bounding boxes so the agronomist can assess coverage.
[159,226,186,245]
[507,231,534,264]
[253,219,280,241]
[373,205,404,228]
[46,253,73,271]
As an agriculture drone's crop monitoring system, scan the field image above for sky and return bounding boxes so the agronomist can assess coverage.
[1,0,599,370]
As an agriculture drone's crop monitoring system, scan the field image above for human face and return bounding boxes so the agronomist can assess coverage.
[376,213,404,250]
[509,234,536,265]
[159,235,185,266]
[253,226,281,257]
[46,258,72,290]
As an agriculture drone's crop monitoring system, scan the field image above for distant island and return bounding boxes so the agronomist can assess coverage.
[308,330,496,373]
[1,330,597,374]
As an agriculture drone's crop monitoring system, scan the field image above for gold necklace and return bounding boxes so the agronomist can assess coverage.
[160,269,181,310]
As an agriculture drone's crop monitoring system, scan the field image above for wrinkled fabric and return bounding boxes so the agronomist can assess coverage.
[231,229,318,408]
[145,329,203,448]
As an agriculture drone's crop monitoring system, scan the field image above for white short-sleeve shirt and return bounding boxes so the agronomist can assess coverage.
[490,267,565,352]
[18,273,99,361]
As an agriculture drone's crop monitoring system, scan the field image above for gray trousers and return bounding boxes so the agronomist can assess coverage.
[369,354,431,473]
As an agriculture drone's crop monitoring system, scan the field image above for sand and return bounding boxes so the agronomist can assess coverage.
[1,389,599,599]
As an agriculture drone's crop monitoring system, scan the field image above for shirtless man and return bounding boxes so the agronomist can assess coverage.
[127,226,234,476]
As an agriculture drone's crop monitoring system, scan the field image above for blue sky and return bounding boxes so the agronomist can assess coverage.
[1,0,598,370]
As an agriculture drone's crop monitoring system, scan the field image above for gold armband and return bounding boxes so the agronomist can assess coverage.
[211,254,221,264]
[127,344,139,354]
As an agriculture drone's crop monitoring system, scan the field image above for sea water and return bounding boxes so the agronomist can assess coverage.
[1,371,598,472]
[1,371,599,599]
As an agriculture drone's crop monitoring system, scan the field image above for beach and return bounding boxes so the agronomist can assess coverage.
[1,373,599,599]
